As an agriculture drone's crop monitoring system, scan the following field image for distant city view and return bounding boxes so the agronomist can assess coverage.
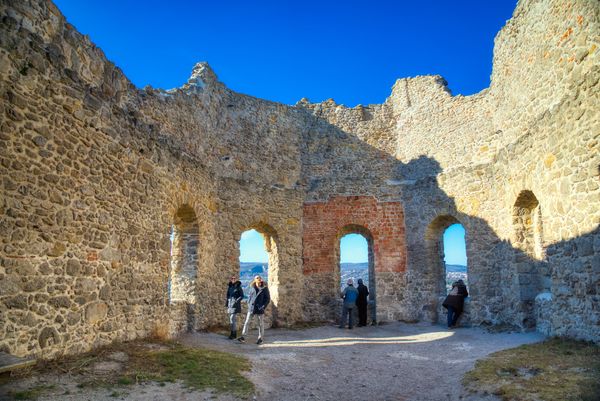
[445,264,468,293]
[340,263,369,291]
[239,262,468,295]
[239,262,268,290]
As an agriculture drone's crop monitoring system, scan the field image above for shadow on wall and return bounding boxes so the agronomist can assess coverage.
[300,110,599,340]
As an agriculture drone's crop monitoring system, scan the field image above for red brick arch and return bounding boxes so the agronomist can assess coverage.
[303,196,406,275]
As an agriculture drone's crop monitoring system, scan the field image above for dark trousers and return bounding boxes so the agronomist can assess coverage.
[447,306,460,327]
[357,303,367,326]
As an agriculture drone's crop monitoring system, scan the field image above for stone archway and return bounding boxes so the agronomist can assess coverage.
[334,224,376,323]
[513,190,548,329]
[170,204,199,331]
[238,222,281,326]
[425,215,469,323]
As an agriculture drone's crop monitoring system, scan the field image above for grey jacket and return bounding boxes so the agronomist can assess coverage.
[246,284,258,312]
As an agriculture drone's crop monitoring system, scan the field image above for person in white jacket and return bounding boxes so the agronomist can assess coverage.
[238,275,270,344]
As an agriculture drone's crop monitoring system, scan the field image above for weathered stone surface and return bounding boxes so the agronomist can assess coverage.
[85,302,108,324]
[0,0,598,361]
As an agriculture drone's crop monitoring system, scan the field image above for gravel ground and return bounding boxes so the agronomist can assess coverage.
[1,322,544,401]
[181,321,544,401]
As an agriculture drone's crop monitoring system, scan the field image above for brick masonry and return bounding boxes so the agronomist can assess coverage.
[302,196,407,322]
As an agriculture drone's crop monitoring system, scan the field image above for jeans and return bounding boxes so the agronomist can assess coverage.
[229,313,238,332]
[242,312,265,339]
[447,306,460,327]
[339,304,354,328]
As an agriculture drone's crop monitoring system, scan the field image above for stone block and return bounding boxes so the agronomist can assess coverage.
[66,259,81,276]
[48,296,71,309]
[85,302,108,324]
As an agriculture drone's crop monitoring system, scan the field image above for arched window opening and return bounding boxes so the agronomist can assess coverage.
[239,229,269,290]
[425,215,472,312]
[442,224,468,295]
[238,224,280,324]
[335,225,376,324]
[513,190,544,261]
[340,234,369,292]
[513,190,548,328]
[169,205,199,306]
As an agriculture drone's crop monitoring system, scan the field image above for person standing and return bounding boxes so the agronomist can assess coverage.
[238,275,270,344]
[225,276,244,339]
[339,279,358,329]
[442,279,469,328]
[356,278,369,327]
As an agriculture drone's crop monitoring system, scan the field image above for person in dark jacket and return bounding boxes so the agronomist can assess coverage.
[356,278,370,327]
[442,279,468,328]
[225,276,244,339]
[238,275,270,344]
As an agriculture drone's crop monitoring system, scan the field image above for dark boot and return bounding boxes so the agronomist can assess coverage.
[228,330,235,339]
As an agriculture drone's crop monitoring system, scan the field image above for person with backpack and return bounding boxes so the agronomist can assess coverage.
[442,279,469,328]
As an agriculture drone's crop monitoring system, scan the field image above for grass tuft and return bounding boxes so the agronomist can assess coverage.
[2,341,254,399]
[463,338,600,401]
[124,344,254,396]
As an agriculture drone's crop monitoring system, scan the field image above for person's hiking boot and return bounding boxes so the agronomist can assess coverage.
[256,338,263,345]
[228,330,236,340]
[237,336,246,343]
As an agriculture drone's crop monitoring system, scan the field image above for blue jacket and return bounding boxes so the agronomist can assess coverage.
[341,285,358,306]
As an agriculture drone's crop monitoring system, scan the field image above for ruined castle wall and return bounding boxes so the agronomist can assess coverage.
[0,0,308,358]
[481,0,599,339]
[390,0,599,337]
[299,0,599,339]
[1,0,598,361]
[0,0,217,358]
[136,82,308,328]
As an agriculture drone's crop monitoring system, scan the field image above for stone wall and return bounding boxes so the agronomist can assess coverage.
[1,0,599,360]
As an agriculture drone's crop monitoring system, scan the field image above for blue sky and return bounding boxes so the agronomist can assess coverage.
[443,224,467,265]
[340,234,368,263]
[239,230,268,263]
[53,0,516,106]
[240,231,371,264]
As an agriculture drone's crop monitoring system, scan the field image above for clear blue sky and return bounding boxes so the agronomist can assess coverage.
[53,0,516,106]
[443,224,467,266]
[239,230,269,263]
[340,234,368,263]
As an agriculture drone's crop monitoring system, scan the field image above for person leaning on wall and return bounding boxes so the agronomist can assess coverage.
[442,279,468,328]
[226,276,244,339]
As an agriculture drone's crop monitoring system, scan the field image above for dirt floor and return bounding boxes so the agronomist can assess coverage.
[1,322,545,401]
